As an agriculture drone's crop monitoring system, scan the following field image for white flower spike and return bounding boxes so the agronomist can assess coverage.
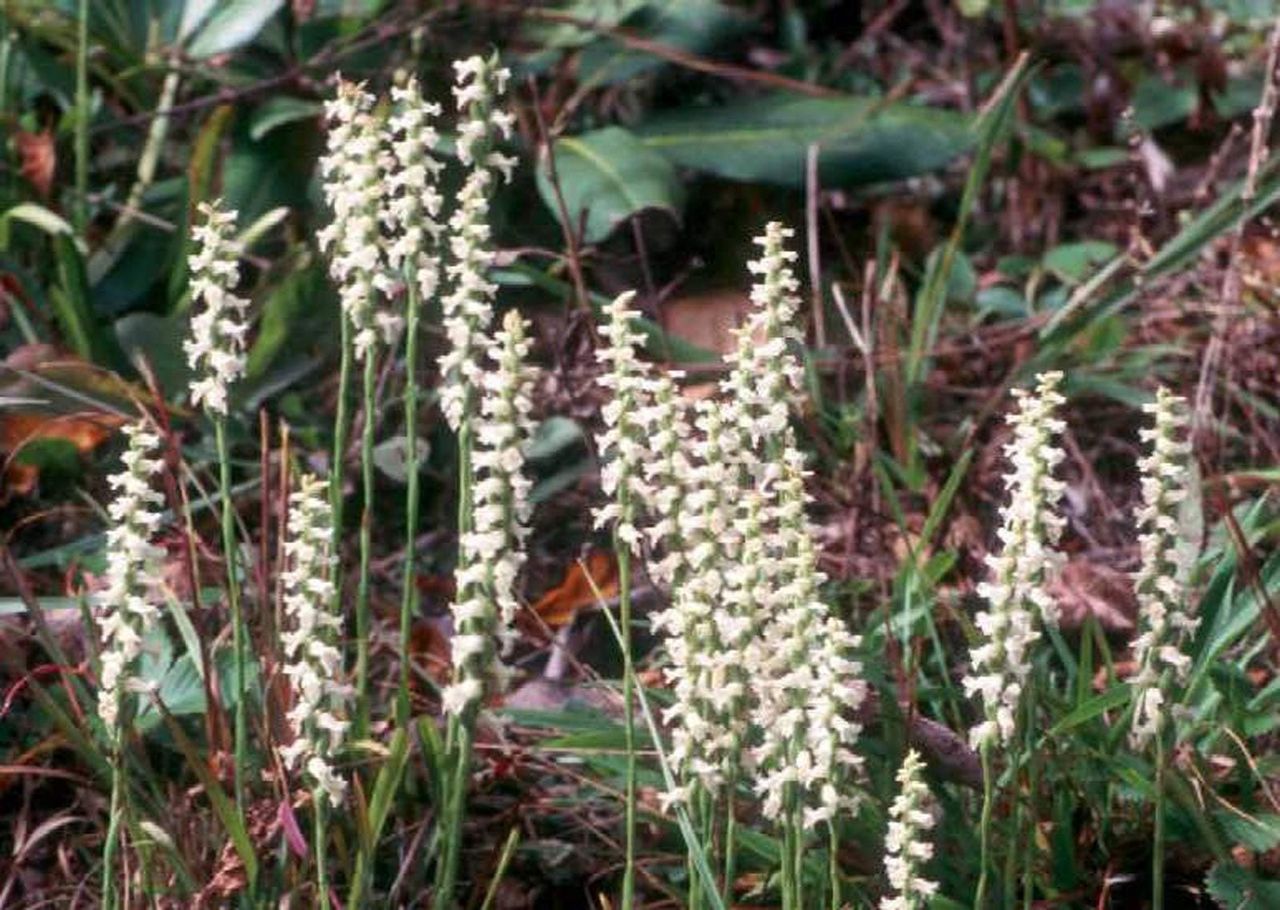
[881,749,939,910]
[184,201,248,416]
[280,473,350,806]
[963,371,1067,749]
[1129,388,1199,748]
[384,76,445,302]
[97,421,166,734]
[442,310,535,717]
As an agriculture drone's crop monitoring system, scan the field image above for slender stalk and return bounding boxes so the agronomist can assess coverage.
[479,826,521,910]
[617,536,637,910]
[434,723,473,910]
[1153,732,1166,910]
[101,743,124,910]
[397,277,422,729]
[330,318,352,614]
[722,783,737,910]
[827,820,840,910]
[975,741,994,910]
[355,352,376,736]
[780,814,796,910]
[73,0,88,233]
[1022,688,1040,910]
[214,417,246,813]
[314,791,330,910]
[791,806,805,910]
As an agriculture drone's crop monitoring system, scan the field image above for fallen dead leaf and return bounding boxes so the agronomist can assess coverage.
[0,411,124,499]
[1050,559,1137,635]
[659,289,750,355]
[15,129,55,198]
[527,550,619,629]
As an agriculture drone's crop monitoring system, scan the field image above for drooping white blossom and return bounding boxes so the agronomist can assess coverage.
[640,372,693,588]
[96,421,166,734]
[318,79,388,362]
[963,371,1067,749]
[751,442,866,827]
[279,474,350,806]
[384,77,445,302]
[881,749,939,910]
[593,291,655,553]
[184,201,249,416]
[1129,388,1200,748]
[438,54,516,431]
[442,310,535,717]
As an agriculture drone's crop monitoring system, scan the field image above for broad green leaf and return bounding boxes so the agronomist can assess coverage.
[249,96,323,141]
[527,416,585,462]
[246,259,339,378]
[1043,240,1120,286]
[0,202,82,248]
[636,93,972,188]
[539,126,684,242]
[1215,811,1280,852]
[1206,863,1280,909]
[114,311,192,398]
[188,0,285,58]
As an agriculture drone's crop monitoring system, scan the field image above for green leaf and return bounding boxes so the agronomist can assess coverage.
[636,93,972,188]
[0,202,82,248]
[527,416,585,462]
[1049,685,1131,735]
[246,259,339,378]
[114,311,192,398]
[1042,240,1120,286]
[249,96,323,141]
[1216,812,1280,852]
[187,0,285,58]
[539,126,684,242]
[1206,863,1280,909]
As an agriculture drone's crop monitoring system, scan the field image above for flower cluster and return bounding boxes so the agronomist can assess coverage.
[96,421,166,734]
[1129,388,1199,747]
[593,291,654,552]
[384,77,445,301]
[438,55,515,431]
[279,474,350,806]
[318,79,388,362]
[640,373,693,588]
[185,201,249,416]
[964,371,1067,749]
[881,749,938,910]
[443,310,535,718]
[751,445,866,827]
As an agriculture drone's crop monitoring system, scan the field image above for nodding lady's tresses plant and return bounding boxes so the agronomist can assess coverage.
[96,420,165,910]
[183,199,251,812]
[279,473,349,910]
[435,310,534,910]
[881,750,939,910]
[318,78,388,733]
[594,289,654,910]
[751,441,866,910]
[963,370,1066,910]
[1128,388,1198,910]
[383,76,445,729]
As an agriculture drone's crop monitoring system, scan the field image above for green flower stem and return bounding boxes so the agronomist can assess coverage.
[827,820,840,910]
[1154,731,1166,910]
[330,318,353,615]
[722,782,738,910]
[434,721,473,910]
[616,533,637,910]
[975,741,994,910]
[397,276,422,730]
[314,791,330,910]
[73,0,88,233]
[354,351,376,737]
[213,416,246,814]
[101,742,123,910]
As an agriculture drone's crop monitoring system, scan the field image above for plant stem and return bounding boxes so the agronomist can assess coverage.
[331,318,352,617]
[355,351,376,737]
[722,780,737,910]
[397,277,421,730]
[827,820,840,910]
[434,722,473,910]
[73,0,88,233]
[101,742,123,910]
[975,741,994,910]
[314,791,330,910]
[1153,732,1166,910]
[617,534,637,910]
[214,417,246,814]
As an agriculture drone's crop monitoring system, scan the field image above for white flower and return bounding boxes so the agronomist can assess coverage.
[96,421,166,734]
[384,77,445,303]
[640,372,693,586]
[318,79,388,362]
[280,474,350,806]
[444,310,535,717]
[880,749,938,910]
[963,371,1067,749]
[438,54,516,431]
[184,201,248,416]
[1129,388,1199,748]
[593,291,655,553]
[750,441,866,826]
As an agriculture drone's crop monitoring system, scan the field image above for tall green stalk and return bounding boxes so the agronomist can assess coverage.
[975,742,994,910]
[314,791,330,910]
[397,278,421,730]
[434,722,473,910]
[330,319,352,611]
[617,537,637,910]
[101,743,124,910]
[213,416,246,813]
[827,821,840,910]
[1153,731,1166,910]
[73,0,88,233]
[355,352,377,736]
